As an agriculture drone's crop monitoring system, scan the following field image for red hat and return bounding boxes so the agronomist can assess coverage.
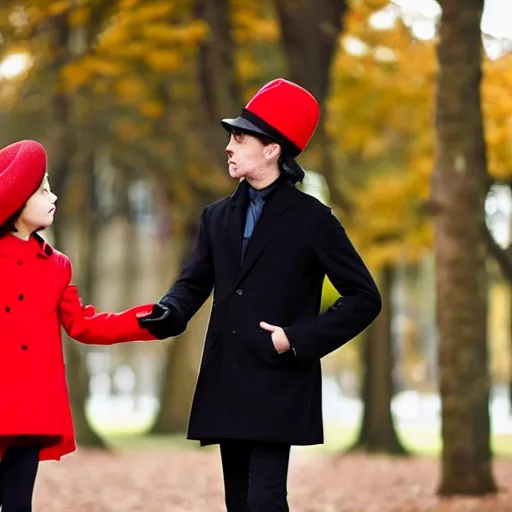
[0,140,47,225]
[222,78,320,157]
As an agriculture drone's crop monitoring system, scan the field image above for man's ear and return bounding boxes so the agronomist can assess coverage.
[265,143,281,162]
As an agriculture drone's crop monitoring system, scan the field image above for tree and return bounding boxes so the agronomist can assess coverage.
[274,0,352,211]
[325,2,435,454]
[350,266,407,454]
[432,0,496,495]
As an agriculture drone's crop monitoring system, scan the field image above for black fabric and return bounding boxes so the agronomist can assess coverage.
[143,177,381,445]
[220,440,291,512]
[221,109,301,158]
[278,155,305,184]
[221,116,272,141]
[137,302,186,339]
[1,444,40,512]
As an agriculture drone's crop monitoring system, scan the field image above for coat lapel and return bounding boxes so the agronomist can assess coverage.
[235,179,298,285]
[227,179,249,267]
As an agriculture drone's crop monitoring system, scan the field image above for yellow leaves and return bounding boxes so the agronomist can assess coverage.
[115,119,150,142]
[181,21,209,44]
[155,22,209,45]
[62,57,126,92]
[97,21,130,49]
[141,22,208,45]
[233,18,279,44]
[88,57,126,77]
[236,55,261,81]
[134,2,174,21]
[482,53,512,182]
[112,42,149,59]
[360,0,390,13]
[119,0,139,9]
[348,170,432,269]
[142,23,182,43]
[69,6,89,27]
[115,77,148,102]
[138,100,163,119]
[46,0,70,17]
[252,20,279,43]
[61,62,92,91]
[144,50,181,73]
[231,2,279,44]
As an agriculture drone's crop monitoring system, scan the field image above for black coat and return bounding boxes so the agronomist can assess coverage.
[152,177,381,445]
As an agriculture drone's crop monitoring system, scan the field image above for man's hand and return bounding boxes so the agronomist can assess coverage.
[137,303,187,339]
[260,321,291,354]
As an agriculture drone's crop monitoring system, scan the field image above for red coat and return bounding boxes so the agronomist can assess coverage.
[0,233,157,461]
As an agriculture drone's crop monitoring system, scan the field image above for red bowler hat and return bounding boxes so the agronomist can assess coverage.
[0,140,47,225]
[222,78,320,157]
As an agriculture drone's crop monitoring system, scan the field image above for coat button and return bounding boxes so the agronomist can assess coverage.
[18,294,24,301]
[17,260,23,266]
[21,345,28,351]
[235,289,244,296]
[232,329,237,335]
[5,306,10,313]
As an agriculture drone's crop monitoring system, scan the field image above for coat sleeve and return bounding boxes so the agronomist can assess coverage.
[58,285,158,345]
[284,208,381,364]
[140,206,215,339]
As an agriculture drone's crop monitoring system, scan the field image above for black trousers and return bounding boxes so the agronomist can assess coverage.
[219,440,291,512]
[0,444,40,512]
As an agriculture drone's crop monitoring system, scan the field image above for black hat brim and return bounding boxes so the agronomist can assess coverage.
[221,109,302,157]
[221,116,275,140]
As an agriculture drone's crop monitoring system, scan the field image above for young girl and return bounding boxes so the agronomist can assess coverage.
[0,140,159,511]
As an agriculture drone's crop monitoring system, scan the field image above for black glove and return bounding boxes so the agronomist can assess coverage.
[137,303,187,339]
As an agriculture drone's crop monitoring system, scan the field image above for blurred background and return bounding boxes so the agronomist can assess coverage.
[1,0,512,509]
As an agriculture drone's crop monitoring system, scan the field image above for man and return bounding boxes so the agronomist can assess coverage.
[139,78,381,511]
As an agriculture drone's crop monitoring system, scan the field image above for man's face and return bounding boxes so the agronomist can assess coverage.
[225,130,279,180]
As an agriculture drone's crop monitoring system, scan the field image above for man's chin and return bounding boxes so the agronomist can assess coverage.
[228,169,244,179]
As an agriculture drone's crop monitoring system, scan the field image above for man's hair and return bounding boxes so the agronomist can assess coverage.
[0,204,26,238]
[230,128,277,148]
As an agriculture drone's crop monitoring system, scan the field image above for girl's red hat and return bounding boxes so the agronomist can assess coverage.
[0,140,47,225]
[222,78,320,157]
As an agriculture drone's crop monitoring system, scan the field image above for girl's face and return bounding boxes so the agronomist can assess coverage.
[15,174,58,236]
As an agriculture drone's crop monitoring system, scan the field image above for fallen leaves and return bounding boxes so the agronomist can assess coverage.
[34,448,512,511]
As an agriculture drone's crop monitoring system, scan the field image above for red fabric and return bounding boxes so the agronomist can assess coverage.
[245,78,320,153]
[0,233,157,462]
[0,140,47,225]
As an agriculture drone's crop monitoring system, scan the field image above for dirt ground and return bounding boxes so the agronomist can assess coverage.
[34,448,512,512]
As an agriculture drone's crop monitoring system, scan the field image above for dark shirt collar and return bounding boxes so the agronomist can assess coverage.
[247,175,282,200]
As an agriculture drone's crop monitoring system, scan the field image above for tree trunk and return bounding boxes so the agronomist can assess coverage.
[275,0,352,212]
[350,266,407,454]
[195,0,240,123]
[64,150,107,449]
[433,0,496,495]
[47,11,106,449]
[150,297,212,434]
[148,0,240,435]
[194,0,242,169]
[150,214,207,434]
